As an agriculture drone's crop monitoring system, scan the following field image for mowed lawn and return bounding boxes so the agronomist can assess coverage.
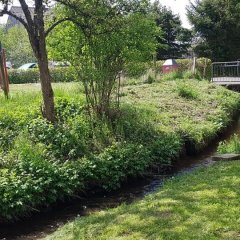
[46,161,240,240]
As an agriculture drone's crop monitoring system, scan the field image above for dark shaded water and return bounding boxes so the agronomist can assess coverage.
[1,118,240,240]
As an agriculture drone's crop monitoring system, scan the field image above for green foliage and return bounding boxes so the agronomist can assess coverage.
[89,143,151,190]
[161,71,183,81]
[151,1,193,59]
[0,26,35,67]
[156,58,212,80]
[0,80,240,220]
[218,134,240,154]
[8,67,76,84]
[0,137,84,221]
[176,82,199,100]
[187,0,240,61]
[8,69,39,84]
[47,2,159,116]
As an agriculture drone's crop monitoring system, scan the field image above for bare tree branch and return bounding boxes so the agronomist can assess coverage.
[19,0,34,31]
[0,9,29,30]
[45,17,72,37]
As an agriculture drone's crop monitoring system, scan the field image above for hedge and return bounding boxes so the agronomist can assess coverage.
[8,67,77,84]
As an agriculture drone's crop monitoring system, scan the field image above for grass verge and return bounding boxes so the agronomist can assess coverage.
[46,161,240,240]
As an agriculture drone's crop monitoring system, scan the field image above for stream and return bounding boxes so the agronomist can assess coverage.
[1,118,240,240]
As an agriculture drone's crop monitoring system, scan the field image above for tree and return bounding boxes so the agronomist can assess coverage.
[0,0,79,122]
[47,1,159,117]
[151,0,193,60]
[187,0,240,61]
[0,26,35,67]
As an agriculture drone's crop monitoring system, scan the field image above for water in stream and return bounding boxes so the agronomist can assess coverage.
[1,118,240,240]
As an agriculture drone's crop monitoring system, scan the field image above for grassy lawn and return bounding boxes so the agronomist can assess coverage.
[121,80,240,149]
[46,160,240,240]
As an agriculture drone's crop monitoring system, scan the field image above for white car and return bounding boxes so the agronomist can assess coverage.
[18,63,38,70]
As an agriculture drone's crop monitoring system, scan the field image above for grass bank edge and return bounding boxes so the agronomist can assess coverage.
[45,160,240,240]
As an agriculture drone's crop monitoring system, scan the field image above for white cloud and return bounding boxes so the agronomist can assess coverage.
[159,0,192,29]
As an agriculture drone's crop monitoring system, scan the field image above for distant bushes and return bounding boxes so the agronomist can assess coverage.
[7,58,212,85]
[157,58,212,80]
[8,67,76,84]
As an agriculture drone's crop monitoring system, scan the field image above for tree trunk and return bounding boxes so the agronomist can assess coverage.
[37,53,55,123]
[33,3,56,123]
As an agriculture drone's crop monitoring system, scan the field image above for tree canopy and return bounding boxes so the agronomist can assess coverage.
[187,0,240,61]
[151,0,192,60]
[47,0,159,116]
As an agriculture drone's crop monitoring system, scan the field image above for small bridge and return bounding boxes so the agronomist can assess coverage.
[212,61,240,85]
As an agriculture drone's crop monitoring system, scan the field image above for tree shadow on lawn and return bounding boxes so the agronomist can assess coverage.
[49,161,240,240]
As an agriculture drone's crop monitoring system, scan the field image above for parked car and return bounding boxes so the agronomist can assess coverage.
[18,63,38,70]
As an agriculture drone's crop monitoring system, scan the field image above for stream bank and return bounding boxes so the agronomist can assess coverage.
[1,116,240,240]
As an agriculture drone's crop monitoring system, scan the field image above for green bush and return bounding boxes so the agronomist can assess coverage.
[89,142,151,190]
[0,139,85,221]
[8,67,76,84]
[161,71,183,81]
[218,134,240,154]
[176,82,199,100]
[1,80,239,221]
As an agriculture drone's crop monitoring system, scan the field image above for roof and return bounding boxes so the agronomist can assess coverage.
[6,6,34,29]
[163,59,178,66]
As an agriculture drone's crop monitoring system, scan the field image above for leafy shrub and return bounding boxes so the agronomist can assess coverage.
[182,70,201,80]
[176,83,199,100]
[161,71,183,81]
[8,67,76,84]
[27,116,90,160]
[218,134,240,154]
[89,142,151,190]
[124,62,149,78]
[8,69,39,84]
[0,139,85,220]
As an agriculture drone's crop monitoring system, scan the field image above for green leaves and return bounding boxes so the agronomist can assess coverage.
[187,0,240,61]
[0,26,35,68]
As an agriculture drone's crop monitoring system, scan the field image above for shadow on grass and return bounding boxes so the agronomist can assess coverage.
[48,161,240,240]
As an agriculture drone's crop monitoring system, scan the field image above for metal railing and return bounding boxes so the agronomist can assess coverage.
[212,61,240,83]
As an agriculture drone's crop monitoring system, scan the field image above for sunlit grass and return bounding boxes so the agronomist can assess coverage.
[46,161,240,240]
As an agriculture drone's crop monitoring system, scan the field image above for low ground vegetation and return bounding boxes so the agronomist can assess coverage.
[218,134,240,154]
[46,160,240,240]
[0,79,239,220]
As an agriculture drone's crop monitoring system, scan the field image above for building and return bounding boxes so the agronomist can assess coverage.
[6,6,35,30]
